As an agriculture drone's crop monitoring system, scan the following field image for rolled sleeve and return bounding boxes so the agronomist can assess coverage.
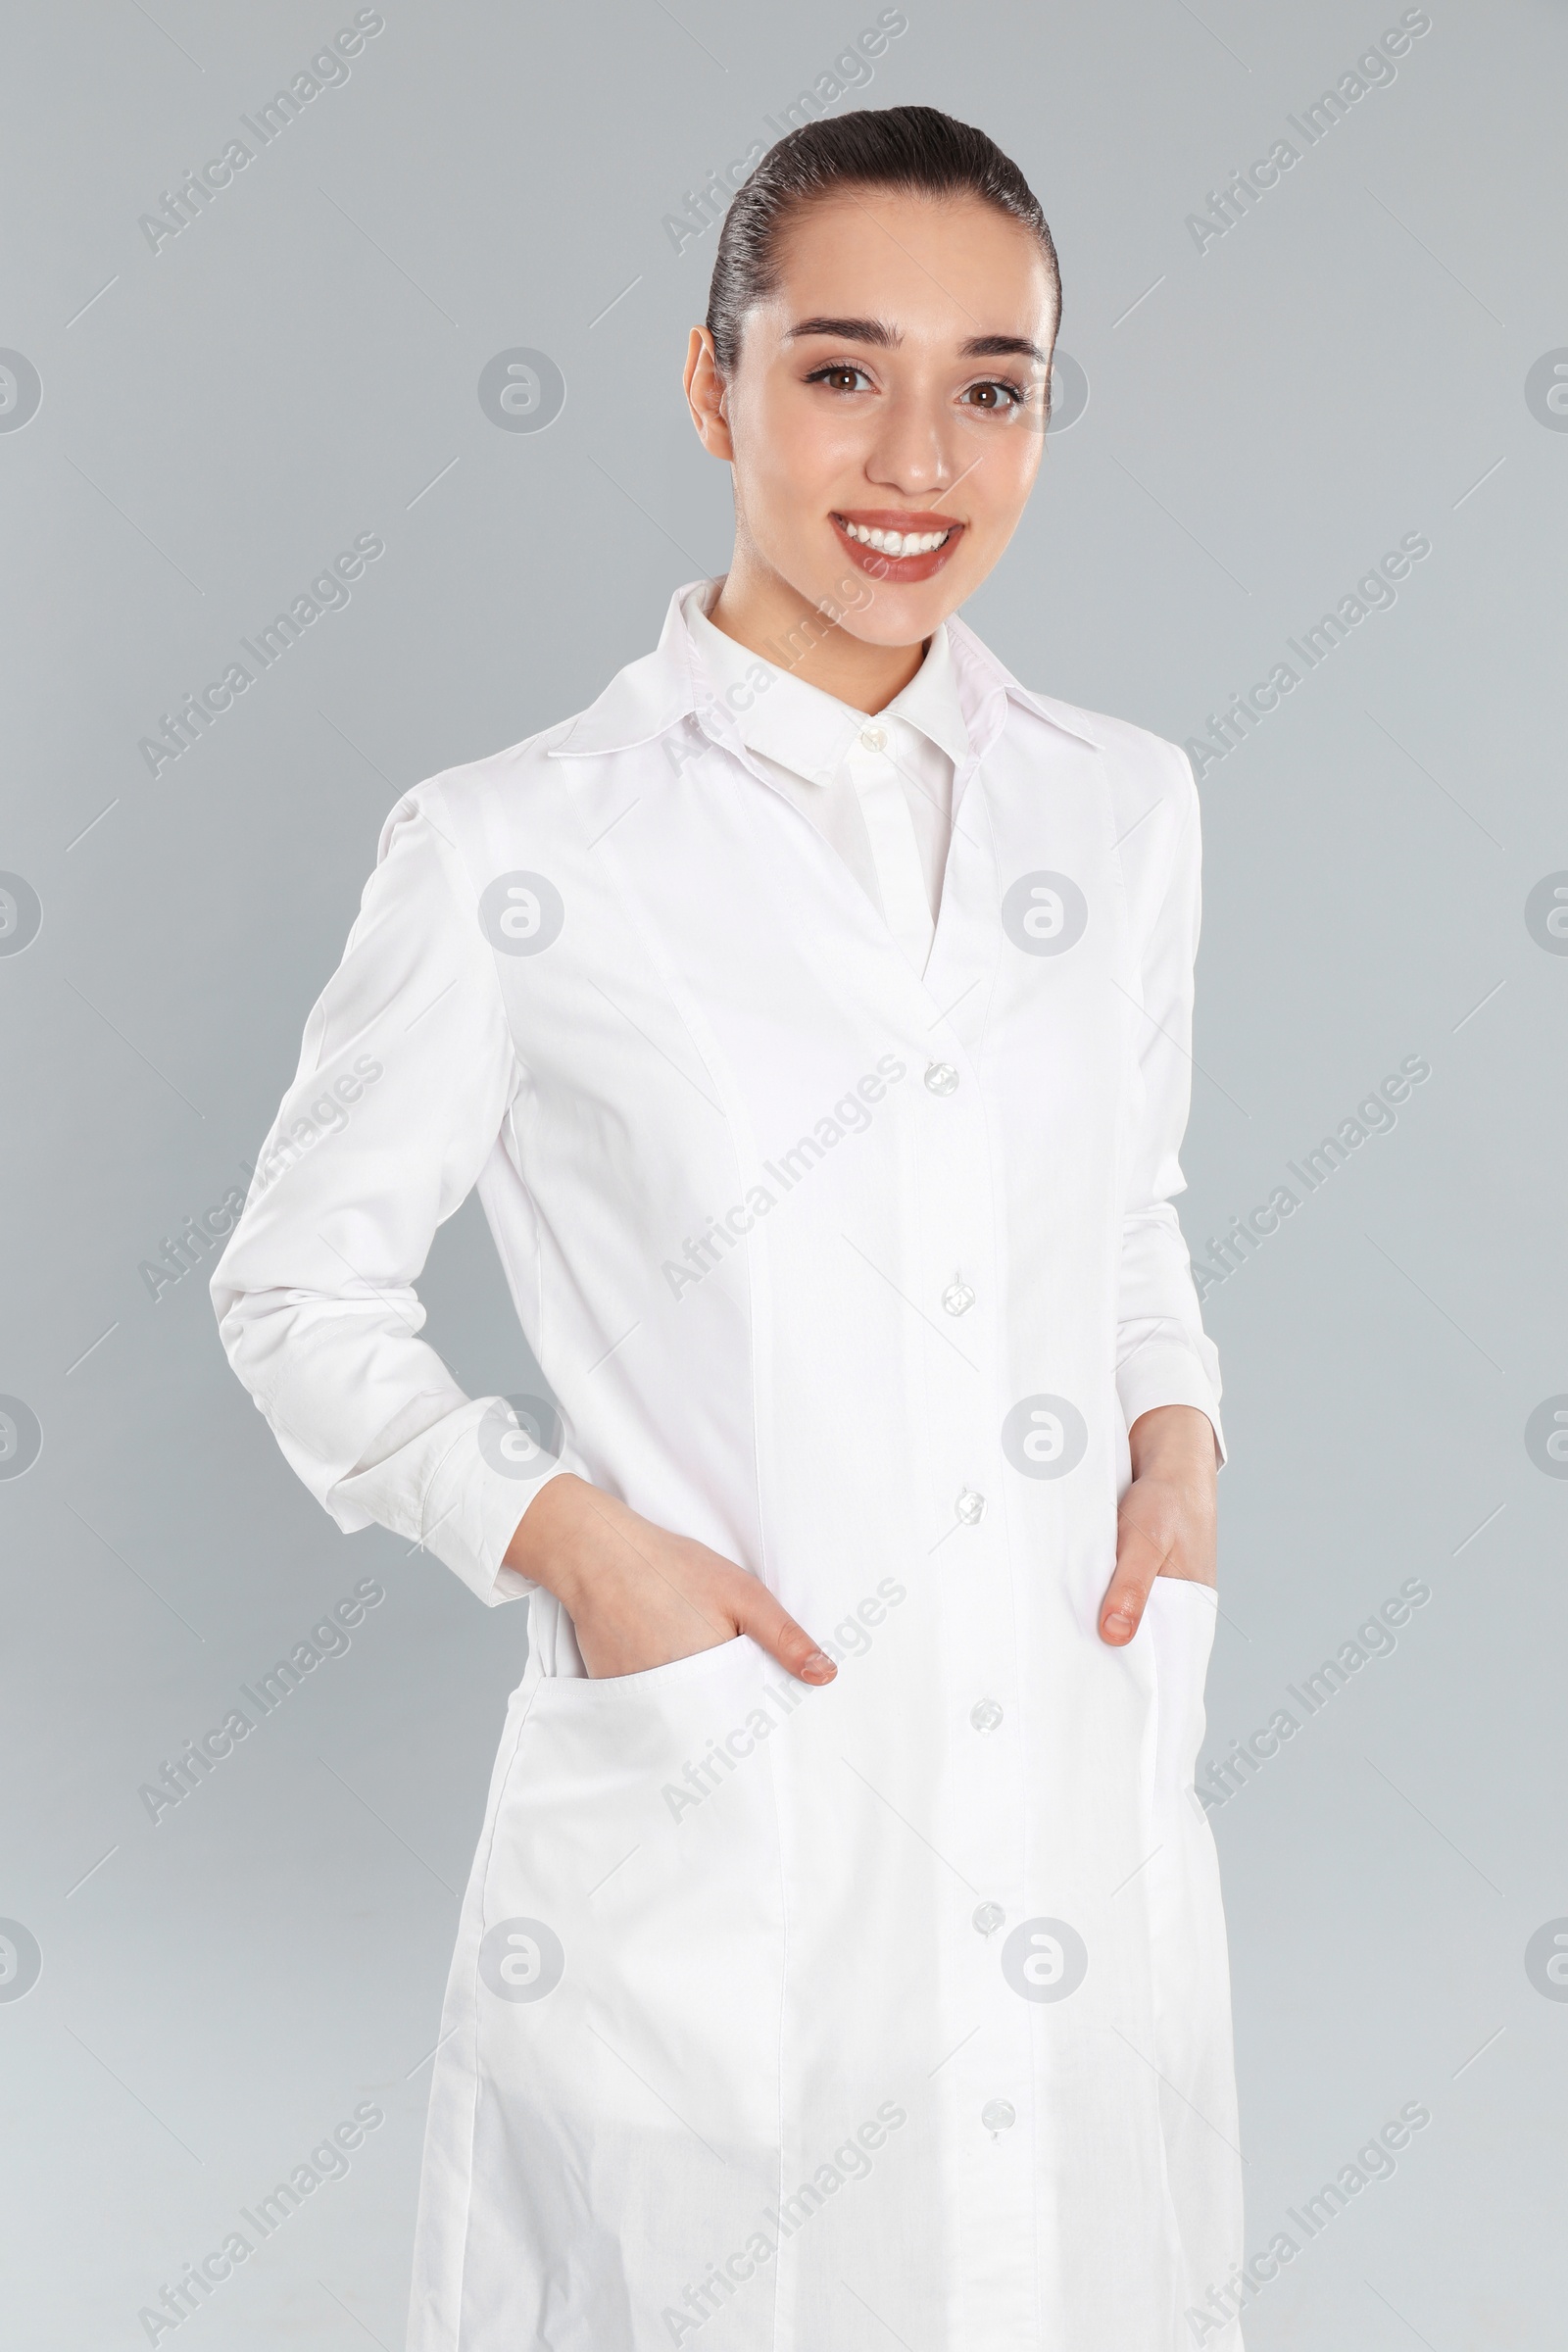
[211,786,587,1604]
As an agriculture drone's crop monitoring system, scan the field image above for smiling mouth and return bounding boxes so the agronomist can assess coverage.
[829,511,965,579]
[835,516,956,557]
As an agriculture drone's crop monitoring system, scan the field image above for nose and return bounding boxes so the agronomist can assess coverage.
[862,383,961,502]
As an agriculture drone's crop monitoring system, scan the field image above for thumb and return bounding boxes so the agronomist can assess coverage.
[1100,1514,1169,1646]
[730,1577,837,1686]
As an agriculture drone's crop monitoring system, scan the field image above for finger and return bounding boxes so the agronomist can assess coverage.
[731,1580,837,1685]
[1099,1516,1171,1646]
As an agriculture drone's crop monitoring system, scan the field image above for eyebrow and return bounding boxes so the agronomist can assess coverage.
[784,317,1050,365]
[962,332,1051,365]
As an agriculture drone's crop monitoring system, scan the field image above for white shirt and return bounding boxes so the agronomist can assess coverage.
[211,582,1238,2352]
[683,579,969,972]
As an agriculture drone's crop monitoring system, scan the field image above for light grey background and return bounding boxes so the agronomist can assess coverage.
[2,1,1564,2344]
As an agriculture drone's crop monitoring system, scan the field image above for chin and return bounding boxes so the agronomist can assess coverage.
[835,569,974,643]
[791,531,986,647]
[832,599,956,648]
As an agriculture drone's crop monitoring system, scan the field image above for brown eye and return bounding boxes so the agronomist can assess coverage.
[805,363,873,393]
[961,378,1026,414]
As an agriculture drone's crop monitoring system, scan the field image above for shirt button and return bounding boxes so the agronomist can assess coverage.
[972,1901,1005,1936]
[981,2099,1016,2133]
[955,1489,986,1525]
[942,1281,976,1316]
[970,1698,1004,1733]
[924,1061,958,1095]
[858,725,887,753]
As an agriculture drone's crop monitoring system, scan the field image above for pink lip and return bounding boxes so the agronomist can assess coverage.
[830,511,965,585]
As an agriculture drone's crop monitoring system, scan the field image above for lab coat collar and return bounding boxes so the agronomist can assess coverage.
[683,581,867,788]
[546,581,1104,762]
[943,612,1104,756]
[889,619,971,771]
[683,579,972,788]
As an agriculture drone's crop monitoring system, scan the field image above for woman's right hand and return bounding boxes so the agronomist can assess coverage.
[503,1473,837,1686]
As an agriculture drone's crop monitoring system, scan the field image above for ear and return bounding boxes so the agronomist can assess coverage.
[683,325,735,461]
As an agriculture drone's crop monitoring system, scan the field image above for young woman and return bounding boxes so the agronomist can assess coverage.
[214,105,1244,2352]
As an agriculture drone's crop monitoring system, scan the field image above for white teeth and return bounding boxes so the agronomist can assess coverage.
[841,519,951,556]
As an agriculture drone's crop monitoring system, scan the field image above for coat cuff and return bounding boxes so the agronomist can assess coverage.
[1116,1338,1227,1469]
[333,1396,585,1606]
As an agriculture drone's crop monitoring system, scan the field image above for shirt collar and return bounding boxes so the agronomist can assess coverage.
[683,581,862,787]
[546,579,1104,762]
[681,579,973,787]
[881,620,969,771]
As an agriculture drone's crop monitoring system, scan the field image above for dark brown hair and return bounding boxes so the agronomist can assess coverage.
[706,104,1059,375]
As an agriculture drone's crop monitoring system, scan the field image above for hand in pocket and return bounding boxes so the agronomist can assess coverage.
[505,1474,838,1684]
[1099,1404,1218,1646]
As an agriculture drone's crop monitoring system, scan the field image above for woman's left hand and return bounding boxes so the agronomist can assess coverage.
[1099,1403,1218,1645]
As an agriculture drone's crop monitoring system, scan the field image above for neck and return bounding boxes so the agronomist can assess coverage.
[705,549,928,714]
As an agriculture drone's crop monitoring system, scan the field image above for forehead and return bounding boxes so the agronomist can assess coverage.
[763,187,1055,340]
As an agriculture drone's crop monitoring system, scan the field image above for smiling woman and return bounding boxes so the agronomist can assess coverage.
[686,110,1061,687]
[212,101,1242,2352]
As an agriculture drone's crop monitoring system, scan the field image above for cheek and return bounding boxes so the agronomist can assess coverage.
[945,441,1039,567]
[974,425,1044,514]
[753,396,869,499]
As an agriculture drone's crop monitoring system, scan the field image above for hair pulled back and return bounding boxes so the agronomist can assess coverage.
[706,104,1059,375]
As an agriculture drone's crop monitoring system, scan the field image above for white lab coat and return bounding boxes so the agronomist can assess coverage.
[212,583,1245,2351]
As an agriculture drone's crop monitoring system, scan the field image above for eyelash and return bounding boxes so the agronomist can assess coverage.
[803,361,1029,411]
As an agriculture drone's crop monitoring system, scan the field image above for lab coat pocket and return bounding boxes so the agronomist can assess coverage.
[1144,1574,1218,1808]
[461,1632,792,2349]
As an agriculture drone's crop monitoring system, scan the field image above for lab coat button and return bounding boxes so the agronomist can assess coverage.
[972,1901,1005,1936]
[924,1061,958,1095]
[942,1282,975,1316]
[955,1489,986,1525]
[858,725,887,753]
[969,1698,1004,1733]
[981,2099,1016,2133]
